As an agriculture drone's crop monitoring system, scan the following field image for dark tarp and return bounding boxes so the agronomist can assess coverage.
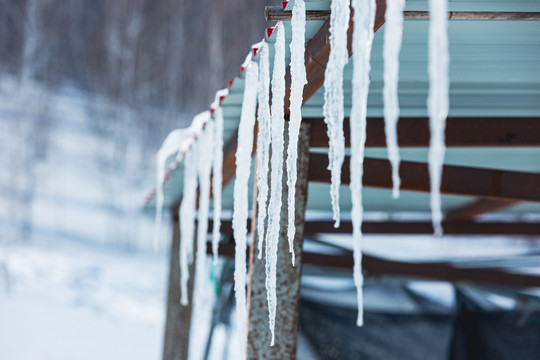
[300,299,453,359]
[300,292,540,360]
[449,291,540,360]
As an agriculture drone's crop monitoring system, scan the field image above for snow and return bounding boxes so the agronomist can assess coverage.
[179,144,199,305]
[286,0,308,266]
[428,0,450,237]
[383,0,405,199]
[154,129,191,251]
[195,120,215,305]
[212,102,225,264]
[323,0,350,228]
[266,22,286,346]
[232,55,259,355]
[255,42,271,261]
[350,0,376,327]
[0,239,167,360]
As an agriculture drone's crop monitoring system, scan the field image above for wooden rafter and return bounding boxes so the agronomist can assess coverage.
[308,153,540,203]
[445,199,520,221]
[308,117,540,148]
[207,241,540,289]
[210,219,540,236]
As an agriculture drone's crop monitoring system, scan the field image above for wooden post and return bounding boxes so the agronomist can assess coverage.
[163,213,197,360]
[246,121,311,359]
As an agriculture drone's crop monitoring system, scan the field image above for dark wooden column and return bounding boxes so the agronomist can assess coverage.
[163,213,196,360]
[246,121,311,359]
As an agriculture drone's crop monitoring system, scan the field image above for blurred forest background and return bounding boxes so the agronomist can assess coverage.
[0,0,267,248]
[0,2,266,358]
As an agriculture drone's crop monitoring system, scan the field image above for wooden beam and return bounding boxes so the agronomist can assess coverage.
[303,219,540,236]
[303,252,540,289]
[308,153,540,203]
[163,215,196,360]
[266,7,540,21]
[210,219,540,236]
[246,122,311,359]
[283,0,388,115]
[307,117,540,148]
[207,242,540,290]
[445,199,520,221]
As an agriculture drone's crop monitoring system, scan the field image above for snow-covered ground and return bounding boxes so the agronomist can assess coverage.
[0,239,168,360]
[0,76,173,359]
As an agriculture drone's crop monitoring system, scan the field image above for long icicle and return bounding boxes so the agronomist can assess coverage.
[179,143,198,305]
[255,42,272,260]
[383,0,405,199]
[350,0,376,327]
[285,0,307,266]
[428,0,449,236]
[211,93,226,264]
[195,120,215,303]
[232,56,259,353]
[323,0,350,228]
[265,22,286,347]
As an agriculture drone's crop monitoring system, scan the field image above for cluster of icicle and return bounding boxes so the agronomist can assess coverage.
[228,17,308,347]
[153,0,450,349]
[322,0,449,326]
[154,89,228,306]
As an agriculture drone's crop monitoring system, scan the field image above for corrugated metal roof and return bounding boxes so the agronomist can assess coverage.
[146,0,540,220]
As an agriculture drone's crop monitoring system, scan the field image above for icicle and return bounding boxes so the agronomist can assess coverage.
[195,119,214,303]
[428,0,449,236]
[265,22,286,347]
[383,0,405,199]
[255,42,271,261]
[179,143,198,306]
[211,89,228,264]
[285,0,307,266]
[323,0,350,228]
[350,0,376,327]
[232,56,259,352]
[154,129,190,251]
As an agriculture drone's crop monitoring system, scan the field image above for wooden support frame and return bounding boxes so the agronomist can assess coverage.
[308,117,540,148]
[163,213,197,360]
[246,122,311,359]
[211,219,540,236]
[308,153,540,202]
[445,199,520,221]
[209,241,540,289]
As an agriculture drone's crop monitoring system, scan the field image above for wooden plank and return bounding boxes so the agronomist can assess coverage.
[266,7,540,21]
[163,214,196,360]
[307,153,540,202]
[307,117,540,148]
[303,253,540,289]
[246,122,311,359]
[206,242,540,290]
[283,0,388,115]
[304,219,540,236]
[445,199,520,221]
[210,219,540,236]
